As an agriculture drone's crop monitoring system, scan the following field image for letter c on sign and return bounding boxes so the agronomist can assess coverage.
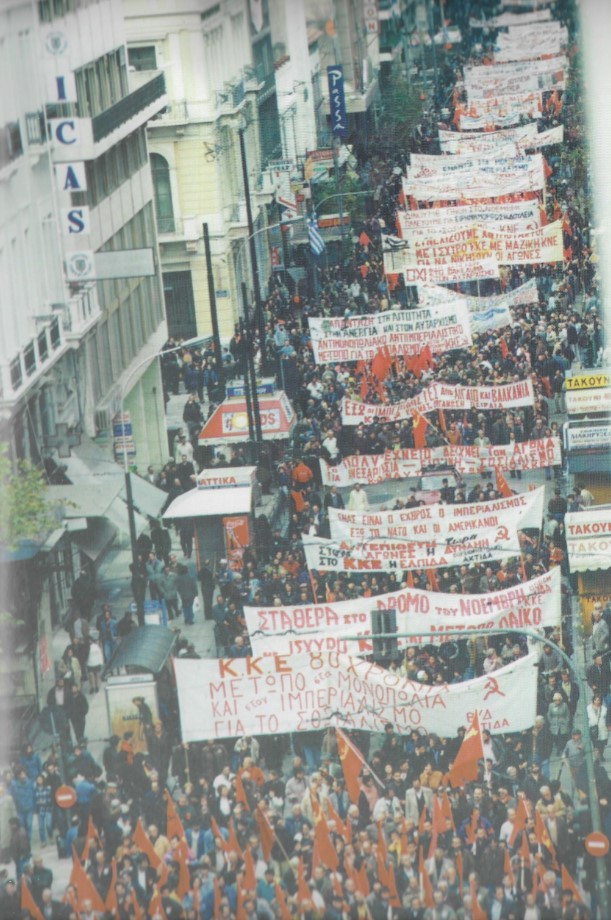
[56,120,76,144]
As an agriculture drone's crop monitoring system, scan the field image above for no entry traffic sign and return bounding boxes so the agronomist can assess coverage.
[584,832,609,858]
[55,784,77,809]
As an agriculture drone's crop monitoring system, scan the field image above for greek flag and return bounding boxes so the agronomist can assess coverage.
[308,215,325,255]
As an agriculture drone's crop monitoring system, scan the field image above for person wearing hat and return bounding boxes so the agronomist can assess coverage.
[0,877,19,916]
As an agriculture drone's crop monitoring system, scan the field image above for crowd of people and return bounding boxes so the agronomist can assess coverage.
[3,0,610,917]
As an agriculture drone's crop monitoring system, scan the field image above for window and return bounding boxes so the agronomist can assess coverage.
[150,153,175,233]
[128,46,157,72]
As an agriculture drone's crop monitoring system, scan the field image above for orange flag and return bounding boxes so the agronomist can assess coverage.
[313,817,339,871]
[236,875,246,920]
[130,888,144,920]
[438,409,447,435]
[425,568,439,591]
[520,828,531,863]
[336,728,365,803]
[499,337,509,360]
[80,814,102,862]
[20,878,44,920]
[448,711,484,787]
[234,771,250,809]
[209,815,228,852]
[275,882,292,920]
[561,864,582,902]
[325,797,346,838]
[165,791,185,841]
[509,796,529,847]
[174,839,191,899]
[418,846,434,908]
[470,875,487,920]
[418,806,427,835]
[254,805,275,862]
[243,847,256,891]
[410,408,429,449]
[104,858,118,914]
[133,819,162,870]
[441,791,454,829]
[356,862,370,897]
[406,570,414,588]
[534,809,557,868]
[296,857,311,903]
[495,468,513,498]
[70,852,106,913]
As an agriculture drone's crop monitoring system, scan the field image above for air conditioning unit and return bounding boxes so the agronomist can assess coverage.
[94,408,110,434]
[185,240,199,253]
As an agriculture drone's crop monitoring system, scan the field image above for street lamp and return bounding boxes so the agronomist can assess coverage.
[118,334,208,625]
[345,625,609,919]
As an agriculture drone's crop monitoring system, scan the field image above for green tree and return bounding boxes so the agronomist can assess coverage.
[0,446,54,550]
[380,74,423,152]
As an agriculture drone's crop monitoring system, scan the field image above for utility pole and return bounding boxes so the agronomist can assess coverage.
[241,282,263,452]
[202,223,226,401]
[238,126,267,373]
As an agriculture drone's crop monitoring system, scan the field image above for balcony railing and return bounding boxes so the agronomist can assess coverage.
[91,73,166,142]
[26,111,46,146]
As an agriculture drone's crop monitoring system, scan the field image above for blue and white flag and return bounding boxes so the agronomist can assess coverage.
[308,215,325,256]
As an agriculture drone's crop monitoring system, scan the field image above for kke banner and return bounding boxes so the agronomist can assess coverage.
[401,221,563,267]
[245,568,561,657]
[383,250,500,286]
[328,487,544,542]
[418,277,539,311]
[308,305,472,363]
[303,532,527,573]
[174,652,539,741]
[320,439,562,486]
[398,201,541,235]
[341,380,534,426]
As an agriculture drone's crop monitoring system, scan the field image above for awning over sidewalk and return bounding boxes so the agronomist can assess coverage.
[104,626,177,675]
[70,518,117,562]
[163,485,253,519]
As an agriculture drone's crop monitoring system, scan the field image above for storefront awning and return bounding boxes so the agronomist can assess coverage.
[566,505,611,573]
[198,391,296,444]
[163,485,253,520]
[104,625,177,675]
[71,519,117,562]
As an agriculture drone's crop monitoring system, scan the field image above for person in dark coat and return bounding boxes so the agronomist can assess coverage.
[71,571,96,618]
[198,560,215,620]
[175,564,198,625]
[67,684,89,744]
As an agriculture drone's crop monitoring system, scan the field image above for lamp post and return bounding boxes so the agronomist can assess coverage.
[118,334,208,625]
[345,625,609,919]
[237,123,268,373]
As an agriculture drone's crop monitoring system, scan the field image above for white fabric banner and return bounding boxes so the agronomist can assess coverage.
[401,221,563,267]
[398,201,541,235]
[518,125,564,151]
[467,72,565,100]
[438,124,542,156]
[403,158,544,201]
[417,277,539,310]
[384,250,500,285]
[245,568,561,657]
[341,380,534,426]
[458,92,542,120]
[308,304,473,363]
[408,152,543,179]
[566,508,611,573]
[329,487,544,542]
[566,387,611,415]
[174,652,540,739]
[320,439,562,485]
[470,304,513,332]
[304,532,527,573]
[464,56,568,90]
[470,11,552,28]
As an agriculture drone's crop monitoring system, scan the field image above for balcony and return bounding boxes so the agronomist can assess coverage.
[92,73,167,143]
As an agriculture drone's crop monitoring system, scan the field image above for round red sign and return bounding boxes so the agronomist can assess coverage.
[55,784,77,809]
[584,832,609,858]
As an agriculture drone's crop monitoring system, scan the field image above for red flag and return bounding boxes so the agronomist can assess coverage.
[336,728,366,802]
[358,264,369,278]
[410,408,429,449]
[254,805,275,862]
[398,187,405,207]
[313,816,339,871]
[236,874,246,920]
[428,796,446,859]
[325,798,346,838]
[520,828,531,862]
[359,231,371,248]
[133,819,162,870]
[20,878,44,920]
[372,346,392,382]
[495,469,513,498]
[70,853,106,913]
[406,570,414,589]
[275,882,292,920]
[441,791,454,829]
[234,772,250,809]
[470,875,487,920]
[539,203,548,226]
[173,839,191,899]
[227,818,242,857]
[561,864,582,902]
[296,857,311,903]
[500,337,509,360]
[448,711,484,788]
[438,409,447,435]
[543,157,552,178]
[425,568,439,591]
[104,858,118,914]
[356,862,370,897]
[165,791,185,841]
[209,815,228,852]
[243,847,256,891]
[418,846,434,908]
[534,809,557,868]
[80,815,102,863]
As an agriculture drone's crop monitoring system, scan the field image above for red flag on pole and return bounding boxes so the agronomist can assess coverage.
[503,847,515,888]
[254,805,275,862]
[234,772,250,809]
[275,882,292,920]
[499,337,509,360]
[406,570,414,588]
[410,408,429,449]
[70,852,106,913]
[448,711,484,788]
[425,568,439,591]
[133,819,162,870]
[495,468,513,498]
[561,864,582,902]
[418,846,434,908]
[470,875,487,920]
[243,847,256,891]
[335,728,366,802]
[296,857,311,903]
[227,818,243,857]
[80,815,102,862]
[313,816,339,871]
[165,790,185,841]
[20,878,44,920]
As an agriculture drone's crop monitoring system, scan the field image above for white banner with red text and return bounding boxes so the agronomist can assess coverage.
[174,651,539,740]
[417,277,539,311]
[384,250,500,285]
[399,221,563,267]
[320,439,562,485]
[398,201,541,235]
[308,304,473,363]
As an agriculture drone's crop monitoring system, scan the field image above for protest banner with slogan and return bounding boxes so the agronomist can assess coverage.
[409,152,543,177]
[457,94,542,127]
[464,56,567,89]
[400,222,563,267]
[303,532,527,573]
[518,125,564,151]
[174,651,539,740]
[470,10,552,28]
[398,201,541,235]
[468,73,565,101]
[438,123,539,155]
[566,508,611,574]
[328,486,544,541]
[244,568,561,657]
[308,305,472,363]
[403,160,545,201]
[417,277,539,310]
[341,380,534,426]
[383,249,500,285]
[320,439,562,486]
